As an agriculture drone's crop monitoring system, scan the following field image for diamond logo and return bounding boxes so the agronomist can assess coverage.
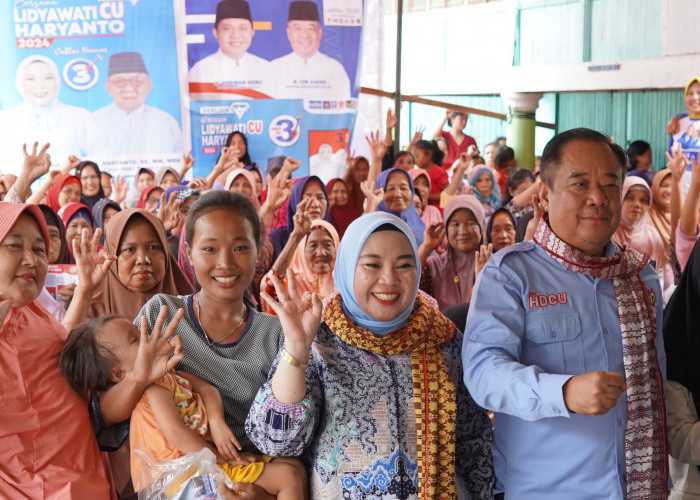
[229,102,250,120]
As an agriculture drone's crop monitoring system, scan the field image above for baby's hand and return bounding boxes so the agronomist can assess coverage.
[210,419,242,462]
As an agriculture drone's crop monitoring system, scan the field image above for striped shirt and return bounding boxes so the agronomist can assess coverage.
[136,293,284,453]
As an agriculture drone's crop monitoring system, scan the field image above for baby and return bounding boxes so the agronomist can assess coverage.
[60,314,305,499]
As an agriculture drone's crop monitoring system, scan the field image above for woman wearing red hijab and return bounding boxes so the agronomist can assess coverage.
[326,178,361,239]
[45,172,81,211]
[0,201,111,498]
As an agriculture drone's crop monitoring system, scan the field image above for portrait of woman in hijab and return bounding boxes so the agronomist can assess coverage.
[0,55,98,175]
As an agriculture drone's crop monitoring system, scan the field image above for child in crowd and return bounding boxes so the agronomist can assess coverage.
[60,314,305,499]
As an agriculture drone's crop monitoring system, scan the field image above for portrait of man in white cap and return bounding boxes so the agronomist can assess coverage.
[188,0,271,97]
[92,51,183,156]
[270,1,351,100]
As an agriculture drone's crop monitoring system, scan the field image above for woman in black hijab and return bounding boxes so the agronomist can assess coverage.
[663,239,700,497]
[38,204,74,264]
[75,160,106,209]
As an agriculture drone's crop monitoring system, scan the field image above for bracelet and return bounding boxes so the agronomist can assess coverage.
[280,347,309,368]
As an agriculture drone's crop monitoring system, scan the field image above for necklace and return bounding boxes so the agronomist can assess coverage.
[195,293,247,346]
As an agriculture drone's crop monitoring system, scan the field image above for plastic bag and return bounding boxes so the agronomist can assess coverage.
[135,448,233,500]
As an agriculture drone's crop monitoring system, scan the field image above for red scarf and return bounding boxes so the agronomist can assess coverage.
[533,213,667,499]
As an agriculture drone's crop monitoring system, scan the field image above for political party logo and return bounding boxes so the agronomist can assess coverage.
[63,56,101,91]
[269,115,301,147]
[231,102,249,120]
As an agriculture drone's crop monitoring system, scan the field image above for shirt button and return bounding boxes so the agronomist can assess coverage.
[550,331,557,338]
[554,407,561,414]
[471,335,480,341]
[603,327,609,335]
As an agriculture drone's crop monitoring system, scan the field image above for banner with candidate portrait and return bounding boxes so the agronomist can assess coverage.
[0,1,183,181]
[182,0,364,184]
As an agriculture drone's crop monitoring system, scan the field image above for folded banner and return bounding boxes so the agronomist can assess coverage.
[0,1,183,181]
[184,0,364,183]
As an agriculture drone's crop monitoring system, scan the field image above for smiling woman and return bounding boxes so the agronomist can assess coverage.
[374,167,426,247]
[90,208,193,319]
[418,195,486,310]
[0,55,98,175]
[0,202,110,498]
[612,176,667,279]
[246,212,494,498]
[260,219,339,314]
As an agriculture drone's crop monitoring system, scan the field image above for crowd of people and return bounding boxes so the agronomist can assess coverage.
[3,77,700,500]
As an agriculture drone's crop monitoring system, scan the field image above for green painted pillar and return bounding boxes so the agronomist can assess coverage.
[501,92,543,170]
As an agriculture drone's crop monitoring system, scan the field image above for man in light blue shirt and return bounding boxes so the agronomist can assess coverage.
[463,128,667,499]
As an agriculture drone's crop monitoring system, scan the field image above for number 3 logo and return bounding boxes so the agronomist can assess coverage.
[269,115,301,147]
[63,58,99,91]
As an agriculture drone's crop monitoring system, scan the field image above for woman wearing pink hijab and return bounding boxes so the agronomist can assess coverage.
[417,194,486,310]
[409,168,442,227]
[613,176,670,289]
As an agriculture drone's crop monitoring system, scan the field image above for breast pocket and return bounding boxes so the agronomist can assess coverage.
[523,312,584,375]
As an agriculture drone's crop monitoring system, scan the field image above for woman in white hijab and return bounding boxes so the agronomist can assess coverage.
[0,55,98,174]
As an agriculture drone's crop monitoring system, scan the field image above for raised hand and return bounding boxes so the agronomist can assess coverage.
[422,221,445,252]
[345,149,357,169]
[260,270,321,362]
[182,150,195,174]
[21,142,51,183]
[44,170,63,188]
[73,227,116,294]
[385,108,398,130]
[265,173,292,211]
[113,175,128,199]
[467,144,480,158]
[666,143,688,180]
[216,146,240,172]
[410,129,424,145]
[187,177,208,191]
[131,307,185,385]
[360,180,383,213]
[365,130,388,162]
[474,243,493,279]
[454,155,469,176]
[282,157,301,174]
[62,154,81,173]
[157,191,182,232]
[291,198,313,237]
[524,194,545,242]
[689,155,700,187]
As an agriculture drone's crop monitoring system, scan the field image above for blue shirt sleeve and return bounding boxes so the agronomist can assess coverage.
[462,261,572,421]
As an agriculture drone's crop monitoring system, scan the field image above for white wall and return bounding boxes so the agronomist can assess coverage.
[380,0,700,96]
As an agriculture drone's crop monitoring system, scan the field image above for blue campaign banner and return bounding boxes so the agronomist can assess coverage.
[184,0,364,185]
[1,1,183,179]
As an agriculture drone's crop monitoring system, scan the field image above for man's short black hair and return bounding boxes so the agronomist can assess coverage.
[539,128,626,188]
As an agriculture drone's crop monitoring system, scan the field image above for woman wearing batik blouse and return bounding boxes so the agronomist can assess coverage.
[247,212,493,499]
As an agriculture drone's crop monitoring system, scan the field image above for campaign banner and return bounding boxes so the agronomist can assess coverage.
[44,263,79,301]
[182,0,363,184]
[669,114,700,194]
[1,0,184,182]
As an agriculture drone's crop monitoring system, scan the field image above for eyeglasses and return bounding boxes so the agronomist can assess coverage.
[109,75,148,88]
[146,196,160,204]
